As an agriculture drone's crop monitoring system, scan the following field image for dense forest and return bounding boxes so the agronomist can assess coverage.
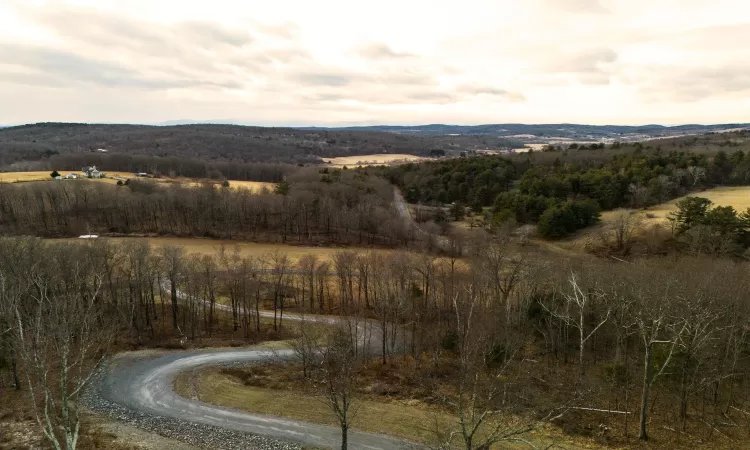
[0,122,516,168]
[386,132,750,238]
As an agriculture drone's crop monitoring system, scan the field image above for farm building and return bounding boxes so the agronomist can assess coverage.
[82,166,102,178]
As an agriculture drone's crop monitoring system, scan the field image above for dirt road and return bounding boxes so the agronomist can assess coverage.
[89,311,418,450]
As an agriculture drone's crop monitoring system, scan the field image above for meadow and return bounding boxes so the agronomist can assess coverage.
[0,171,276,192]
[321,154,426,167]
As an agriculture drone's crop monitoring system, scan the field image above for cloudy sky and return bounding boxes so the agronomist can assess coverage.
[0,0,748,126]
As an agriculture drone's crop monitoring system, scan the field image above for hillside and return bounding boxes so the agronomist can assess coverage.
[0,122,518,168]
[314,122,750,142]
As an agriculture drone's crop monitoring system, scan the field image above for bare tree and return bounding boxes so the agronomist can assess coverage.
[312,325,360,450]
[291,314,324,378]
[11,247,116,450]
[434,287,561,450]
[599,210,643,255]
[627,266,688,441]
[162,245,184,333]
[297,254,318,311]
[541,272,611,376]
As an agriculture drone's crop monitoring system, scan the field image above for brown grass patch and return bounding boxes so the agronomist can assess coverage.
[174,364,452,445]
[321,154,426,167]
[0,171,277,191]
[46,236,392,263]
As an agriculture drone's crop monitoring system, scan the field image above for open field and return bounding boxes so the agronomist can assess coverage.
[547,186,750,252]
[597,186,750,230]
[0,171,277,191]
[222,180,276,191]
[48,236,391,263]
[321,154,426,167]
[0,170,122,184]
[173,368,448,445]
[173,363,592,449]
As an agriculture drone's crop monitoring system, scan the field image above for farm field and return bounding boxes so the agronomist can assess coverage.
[0,171,276,192]
[49,236,391,263]
[0,170,122,184]
[321,153,426,167]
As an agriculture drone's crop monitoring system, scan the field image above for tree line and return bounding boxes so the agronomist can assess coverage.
[0,169,417,246]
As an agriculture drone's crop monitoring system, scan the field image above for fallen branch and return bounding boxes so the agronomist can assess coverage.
[701,419,735,441]
[570,406,631,415]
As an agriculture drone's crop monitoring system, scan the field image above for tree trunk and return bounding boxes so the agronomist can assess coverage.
[639,344,652,440]
[340,423,348,450]
[10,344,20,390]
[170,276,178,331]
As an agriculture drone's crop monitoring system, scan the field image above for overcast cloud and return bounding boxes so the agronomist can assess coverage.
[0,0,748,126]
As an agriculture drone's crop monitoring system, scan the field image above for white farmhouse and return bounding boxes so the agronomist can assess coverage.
[82,166,102,178]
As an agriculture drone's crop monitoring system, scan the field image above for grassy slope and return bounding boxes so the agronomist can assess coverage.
[174,368,446,445]
[555,185,750,251]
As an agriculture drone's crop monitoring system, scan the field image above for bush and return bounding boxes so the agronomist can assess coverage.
[538,199,600,238]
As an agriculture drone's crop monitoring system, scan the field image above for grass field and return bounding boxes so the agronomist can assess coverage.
[595,186,750,231]
[0,171,122,184]
[173,365,580,448]
[173,367,453,445]
[50,236,391,263]
[0,171,276,192]
[321,154,426,167]
[549,186,750,252]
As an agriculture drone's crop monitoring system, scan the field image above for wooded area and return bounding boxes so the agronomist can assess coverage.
[1,231,748,449]
[0,169,415,245]
[387,133,750,238]
[0,122,511,168]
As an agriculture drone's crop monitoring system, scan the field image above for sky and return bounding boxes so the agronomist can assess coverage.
[0,0,749,126]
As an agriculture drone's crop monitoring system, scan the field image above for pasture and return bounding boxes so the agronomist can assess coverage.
[0,171,276,192]
[49,236,391,263]
[321,154,425,167]
[595,185,750,231]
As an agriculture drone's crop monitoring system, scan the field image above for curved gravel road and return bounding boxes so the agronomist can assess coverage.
[89,311,419,450]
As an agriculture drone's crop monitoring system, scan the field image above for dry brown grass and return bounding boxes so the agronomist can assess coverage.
[321,154,426,167]
[0,171,277,191]
[173,365,454,445]
[0,171,119,184]
[48,236,392,263]
[172,360,599,449]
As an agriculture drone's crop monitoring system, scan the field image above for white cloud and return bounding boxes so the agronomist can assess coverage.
[0,0,748,125]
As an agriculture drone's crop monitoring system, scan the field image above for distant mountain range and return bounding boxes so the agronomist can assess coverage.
[300,123,750,141]
[154,120,750,143]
